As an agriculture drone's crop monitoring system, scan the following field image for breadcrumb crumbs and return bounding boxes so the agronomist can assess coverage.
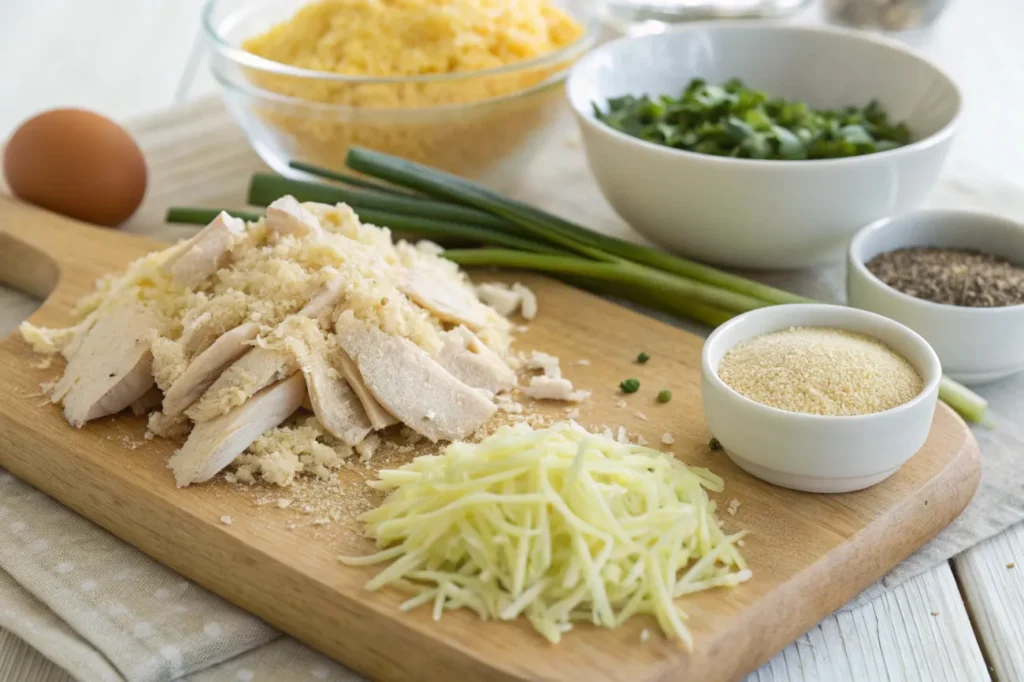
[220,515,233,526]
[661,433,675,445]
[718,327,922,416]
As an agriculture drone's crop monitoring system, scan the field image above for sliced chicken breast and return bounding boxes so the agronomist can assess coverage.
[266,195,322,237]
[162,322,259,417]
[183,280,346,422]
[435,326,516,395]
[300,345,372,446]
[55,302,164,427]
[335,350,398,431]
[400,266,494,332]
[186,345,294,422]
[335,311,495,442]
[163,211,245,290]
[168,373,306,488]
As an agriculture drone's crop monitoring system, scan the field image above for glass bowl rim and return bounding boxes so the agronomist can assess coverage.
[212,59,573,115]
[201,0,600,86]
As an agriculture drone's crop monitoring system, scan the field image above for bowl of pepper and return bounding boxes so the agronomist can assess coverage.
[848,210,1024,386]
[565,23,961,269]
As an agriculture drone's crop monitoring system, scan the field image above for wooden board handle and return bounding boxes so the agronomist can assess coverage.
[0,196,163,326]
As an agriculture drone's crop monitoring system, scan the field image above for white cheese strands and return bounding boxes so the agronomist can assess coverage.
[340,421,750,646]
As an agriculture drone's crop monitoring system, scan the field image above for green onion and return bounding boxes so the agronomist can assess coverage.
[709,437,723,451]
[444,249,766,315]
[593,78,911,160]
[620,378,640,394]
[288,160,419,197]
[166,207,261,224]
[351,209,564,254]
[637,352,650,364]
[657,389,672,403]
[248,174,513,231]
[346,146,810,305]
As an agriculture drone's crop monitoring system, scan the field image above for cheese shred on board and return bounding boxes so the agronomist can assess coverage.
[341,421,750,646]
[20,198,581,489]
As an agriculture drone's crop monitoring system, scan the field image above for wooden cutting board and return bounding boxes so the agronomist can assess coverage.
[0,196,980,682]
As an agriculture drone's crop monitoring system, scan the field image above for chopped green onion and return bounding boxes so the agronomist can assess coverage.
[637,352,651,364]
[620,378,640,394]
[709,437,723,451]
[657,389,672,403]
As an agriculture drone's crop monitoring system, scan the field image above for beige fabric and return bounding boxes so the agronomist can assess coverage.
[1,97,1024,678]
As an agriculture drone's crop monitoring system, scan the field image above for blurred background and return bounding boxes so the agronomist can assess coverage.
[0,0,980,138]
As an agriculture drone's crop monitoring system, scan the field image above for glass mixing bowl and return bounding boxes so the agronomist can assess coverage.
[203,0,599,186]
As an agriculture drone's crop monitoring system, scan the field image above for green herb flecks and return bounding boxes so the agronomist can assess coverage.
[636,352,650,364]
[620,378,641,394]
[709,437,723,451]
[593,79,911,160]
[657,389,672,403]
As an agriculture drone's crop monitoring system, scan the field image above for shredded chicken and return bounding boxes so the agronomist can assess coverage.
[23,198,552,488]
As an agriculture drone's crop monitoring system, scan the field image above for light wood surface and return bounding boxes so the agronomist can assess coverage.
[750,563,989,682]
[0,196,981,682]
[954,524,1024,681]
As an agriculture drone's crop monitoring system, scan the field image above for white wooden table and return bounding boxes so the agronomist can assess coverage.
[0,1,1021,680]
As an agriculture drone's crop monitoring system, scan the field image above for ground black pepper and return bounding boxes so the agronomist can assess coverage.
[866,247,1024,308]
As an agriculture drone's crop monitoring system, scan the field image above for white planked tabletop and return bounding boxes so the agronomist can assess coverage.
[0,1,1021,681]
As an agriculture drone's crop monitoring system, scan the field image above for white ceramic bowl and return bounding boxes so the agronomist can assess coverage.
[848,210,1024,385]
[566,24,961,269]
[701,304,941,493]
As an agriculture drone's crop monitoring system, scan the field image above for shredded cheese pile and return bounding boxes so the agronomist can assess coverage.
[342,421,750,646]
[243,0,583,79]
[237,0,585,177]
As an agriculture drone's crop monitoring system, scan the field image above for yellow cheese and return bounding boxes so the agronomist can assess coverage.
[341,421,750,646]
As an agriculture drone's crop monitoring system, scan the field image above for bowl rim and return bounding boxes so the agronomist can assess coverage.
[848,209,1024,316]
[702,303,942,423]
[567,21,963,168]
[210,60,572,115]
[202,0,599,85]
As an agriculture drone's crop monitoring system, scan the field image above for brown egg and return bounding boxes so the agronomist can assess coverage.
[3,108,147,227]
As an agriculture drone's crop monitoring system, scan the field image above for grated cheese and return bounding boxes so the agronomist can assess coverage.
[341,421,749,646]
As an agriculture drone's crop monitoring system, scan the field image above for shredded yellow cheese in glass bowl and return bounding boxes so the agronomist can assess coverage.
[205,0,595,180]
[341,421,750,646]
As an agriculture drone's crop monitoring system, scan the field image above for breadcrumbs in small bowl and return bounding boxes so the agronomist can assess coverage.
[203,0,598,185]
[700,304,941,494]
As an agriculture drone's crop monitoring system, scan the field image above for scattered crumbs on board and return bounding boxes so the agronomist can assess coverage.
[220,515,232,526]
[634,411,648,421]
[575,358,590,366]
[615,400,627,409]
[661,432,675,445]
[31,357,54,370]
[727,499,741,516]
[930,611,939,617]
[640,628,651,643]
[1008,562,1016,570]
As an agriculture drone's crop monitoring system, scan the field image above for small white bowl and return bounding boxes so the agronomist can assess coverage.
[566,23,961,269]
[848,210,1024,385]
[701,304,941,493]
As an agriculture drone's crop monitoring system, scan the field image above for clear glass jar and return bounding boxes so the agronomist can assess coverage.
[824,0,952,32]
[600,0,811,35]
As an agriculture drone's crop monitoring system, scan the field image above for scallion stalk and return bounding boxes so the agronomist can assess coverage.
[247,174,512,230]
[288,160,419,197]
[444,249,766,314]
[346,146,811,305]
[165,207,261,224]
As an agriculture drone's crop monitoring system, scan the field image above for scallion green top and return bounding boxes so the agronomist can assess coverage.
[593,78,911,160]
